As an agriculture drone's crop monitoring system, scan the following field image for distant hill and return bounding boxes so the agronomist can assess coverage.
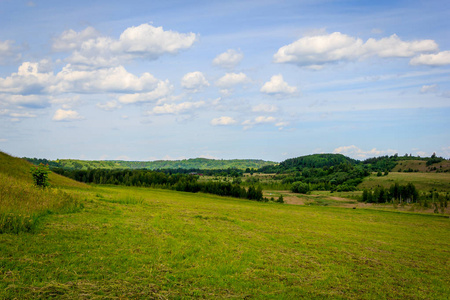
[24,157,277,171]
[258,153,358,173]
[392,159,450,173]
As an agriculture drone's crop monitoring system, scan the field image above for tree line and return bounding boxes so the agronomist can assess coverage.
[52,168,264,201]
[361,182,449,212]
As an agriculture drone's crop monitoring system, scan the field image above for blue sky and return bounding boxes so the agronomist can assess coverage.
[0,0,449,161]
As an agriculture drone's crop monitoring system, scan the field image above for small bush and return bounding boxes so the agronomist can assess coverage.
[291,181,310,194]
[31,163,51,188]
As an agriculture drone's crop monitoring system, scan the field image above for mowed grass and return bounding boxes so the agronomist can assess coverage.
[358,172,450,192]
[1,185,449,299]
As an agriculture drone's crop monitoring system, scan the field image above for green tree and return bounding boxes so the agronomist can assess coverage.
[30,163,51,188]
[291,181,309,194]
[277,194,284,203]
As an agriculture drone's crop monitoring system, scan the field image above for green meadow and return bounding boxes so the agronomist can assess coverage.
[1,152,450,299]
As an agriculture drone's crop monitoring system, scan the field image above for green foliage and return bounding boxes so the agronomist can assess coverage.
[30,163,51,188]
[362,182,419,204]
[426,152,444,166]
[276,194,284,203]
[291,181,310,194]
[262,153,358,173]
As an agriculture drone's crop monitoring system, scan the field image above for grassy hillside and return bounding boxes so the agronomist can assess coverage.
[1,185,449,299]
[358,172,450,192]
[0,151,85,233]
[392,159,450,173]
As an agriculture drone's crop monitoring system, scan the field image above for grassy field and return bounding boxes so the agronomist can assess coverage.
[358,172,450,192]
[1,152,450,298]
[1,184,449,299]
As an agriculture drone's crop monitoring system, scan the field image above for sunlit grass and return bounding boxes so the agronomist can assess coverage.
[1,185,449,299]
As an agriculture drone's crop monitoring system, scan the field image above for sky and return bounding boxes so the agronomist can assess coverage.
[0,0,449,162]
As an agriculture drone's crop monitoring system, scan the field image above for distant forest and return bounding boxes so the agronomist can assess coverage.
[28,153,448,197]
[23,157,276,171]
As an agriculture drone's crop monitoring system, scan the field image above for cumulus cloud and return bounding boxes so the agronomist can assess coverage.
[0,40,21,64]
[0,61,172,107]
[96,100,122,111]
[52,109,83,121]
[52,27,100,52]
[0,61,55,94]
[252,104,278,113]
[410,51,450,66]
[212,49,244,68]
[181,71,209,92]
[242,116,277,129]
[54,24,197,68]
[333,145,397,159]
[215,72,250,88]
[117,80,173,104]
[210,116,237,126]
[51,65,160,94]
[150,101,205,115]
[260,74,297,95]
[274,32,438,69]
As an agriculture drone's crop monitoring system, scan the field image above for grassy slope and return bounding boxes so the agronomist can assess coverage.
[358,172,450,192]
[0,151,85,233]
[1,185,449,299]
[391,159,450,172]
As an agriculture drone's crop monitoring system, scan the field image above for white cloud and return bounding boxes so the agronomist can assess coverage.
[96,100,122,111]
[181,71,209,92]
[52,109,83,121]
[0,40,21,64]
[252,104,278,113]
[274,32,438,69]
[363,34,437,58]
[210,116,237,126]
[52,27,100,52]
[215,72,250,88]
[260,74,297,95]
[0,61,55,94]
[151,101,205,115]
[117,80,173,104]
[420,84,438,93]
[56,24,197,68]
[275,121,289,129]
[0,61,172,105]
[212,49,244,68]
[51,65,160,94]
[9,112,36,118]
[242,116,277,129]
[410,51,450,66]
[333,145,397,159]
